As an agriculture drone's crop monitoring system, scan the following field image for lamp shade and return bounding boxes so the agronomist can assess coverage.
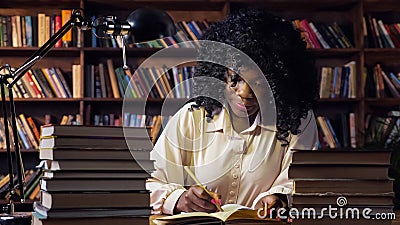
[127,7,176,43]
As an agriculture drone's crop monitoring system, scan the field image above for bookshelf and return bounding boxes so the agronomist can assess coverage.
[0,0,400,205]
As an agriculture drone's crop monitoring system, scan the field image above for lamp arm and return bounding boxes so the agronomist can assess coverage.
[0,9,90,212]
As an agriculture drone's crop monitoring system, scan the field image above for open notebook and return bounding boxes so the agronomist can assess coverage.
[153,204,285,225]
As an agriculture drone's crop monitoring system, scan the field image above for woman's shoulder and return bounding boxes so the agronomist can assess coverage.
[174,102,208,122]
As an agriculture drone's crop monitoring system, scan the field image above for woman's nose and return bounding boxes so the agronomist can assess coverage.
[233,82,254,98]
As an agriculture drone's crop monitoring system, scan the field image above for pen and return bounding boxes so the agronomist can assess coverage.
[183,166,223,212]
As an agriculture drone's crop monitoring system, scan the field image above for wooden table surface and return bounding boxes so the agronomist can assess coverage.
[150,210,400,225]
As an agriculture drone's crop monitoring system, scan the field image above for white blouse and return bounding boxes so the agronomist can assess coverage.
[147,103,318,215]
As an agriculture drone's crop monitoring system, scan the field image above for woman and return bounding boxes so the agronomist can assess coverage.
[147,8,319,215]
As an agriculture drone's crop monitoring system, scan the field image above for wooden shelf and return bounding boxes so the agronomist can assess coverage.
[11,98,82,102]
[84,0,227,11]
[363,0,400,12]
[0,0,80,9]
[318,98,362,103]
[310,48,361,57]
[0,149,38,153]
[84,47,197,58]
[229,0,358,11]
[0,47,81,57]
[365,98,400,107]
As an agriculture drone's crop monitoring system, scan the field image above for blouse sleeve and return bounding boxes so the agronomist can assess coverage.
[146,105,196,215]
[251,110,318,209]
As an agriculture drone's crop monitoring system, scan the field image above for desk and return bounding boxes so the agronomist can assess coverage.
[149,215,290,225]
[150,210,400,225]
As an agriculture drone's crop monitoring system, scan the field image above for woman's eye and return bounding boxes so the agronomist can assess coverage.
[230,80,238,87]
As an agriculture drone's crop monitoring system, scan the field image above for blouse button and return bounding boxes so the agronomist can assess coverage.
[231,182,237,187]
[232,174,238,179]
[229,191,235,196]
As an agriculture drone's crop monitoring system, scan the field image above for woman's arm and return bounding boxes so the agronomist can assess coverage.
[146,104,217,214]
[146,106,192,215]
[251,111,318,209]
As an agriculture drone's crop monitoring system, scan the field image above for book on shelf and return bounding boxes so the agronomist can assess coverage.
[308,22,330,49]
[153,204,283,225]
[318,62,356,100]
[389,72,400,91]
[31,68,54,98]
[71,64,82,98]
[106,59,120,98]
[61,9,72,47]
[299,19,320,49]
[53,68,72,98]
[382,70,400,98]
[316,116,337,148]
[377,20,395,48]
[336,113,350,148]
[16,116,33,149]
[365,112,399,147]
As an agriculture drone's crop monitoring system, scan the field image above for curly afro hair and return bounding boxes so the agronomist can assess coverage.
[190,7,319,145]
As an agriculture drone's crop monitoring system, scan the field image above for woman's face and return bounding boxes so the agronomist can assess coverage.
[225,68,260,119]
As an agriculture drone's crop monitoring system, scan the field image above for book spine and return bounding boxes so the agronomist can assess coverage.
[26,70,43,98]
[72,64,82,98]
[54,68,72,98]
[61,9,72,47]
[308,22,330,49]
[54,15,62,47]
[349,112,356,148]
[20,72,37,98]
[106,59,121,98]
[26,116,40,143]
[24,16,33,47]
[31,69,54,98]
[18,114,38,149]
[98,63,107,98]
[49,68,68,98]
[15,117,32,149]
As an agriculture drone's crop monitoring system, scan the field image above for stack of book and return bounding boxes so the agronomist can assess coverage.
[289,149,394,225]
[32,125,154,225]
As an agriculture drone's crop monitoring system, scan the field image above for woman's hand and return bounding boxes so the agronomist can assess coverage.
[260,194,288,218]
[261,194,286,208]
[174,185,218,213]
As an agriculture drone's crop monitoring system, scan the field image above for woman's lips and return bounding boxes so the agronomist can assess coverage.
[235,102,255,111]
[235,102,247,111]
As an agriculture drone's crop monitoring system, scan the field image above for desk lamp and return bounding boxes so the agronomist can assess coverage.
[0,7,176,225]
